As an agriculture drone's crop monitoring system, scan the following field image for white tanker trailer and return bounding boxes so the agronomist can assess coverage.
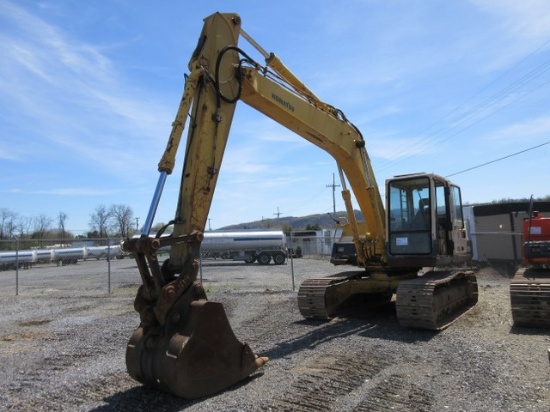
[149,230,287,265]
[0,244,122,270]
[35,249,55,263]
[200,230,287,265]
[52,247,87,264]
[87,245,122,260]
[0,250,37,269]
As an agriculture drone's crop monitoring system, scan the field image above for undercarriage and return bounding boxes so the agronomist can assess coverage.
[510,267,550,328]
[298,270,478,330]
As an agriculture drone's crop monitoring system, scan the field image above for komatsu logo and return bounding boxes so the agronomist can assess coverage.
[271,93,295,112]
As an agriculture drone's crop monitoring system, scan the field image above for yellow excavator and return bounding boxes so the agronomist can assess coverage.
[122,12,478,399]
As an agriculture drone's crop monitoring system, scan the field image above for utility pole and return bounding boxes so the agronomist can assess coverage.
[274,207,282,219]
[326,173,341,214]
[135,217,140,231]
[208,218,212,231]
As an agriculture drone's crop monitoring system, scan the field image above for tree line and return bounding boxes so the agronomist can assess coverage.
[0,204,136,241]
[3,195,550,242]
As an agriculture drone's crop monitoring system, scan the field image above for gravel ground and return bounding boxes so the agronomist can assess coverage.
[0,257,548,411]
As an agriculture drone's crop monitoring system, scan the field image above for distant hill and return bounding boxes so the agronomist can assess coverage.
[215,197,550,231]
[219,210,363,231]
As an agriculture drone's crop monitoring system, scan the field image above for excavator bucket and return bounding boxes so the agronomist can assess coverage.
[126,298,266,399]
[122,233,268,399]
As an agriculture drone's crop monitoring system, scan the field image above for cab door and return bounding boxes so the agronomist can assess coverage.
[449,184,470,260]
[386,175,436,266]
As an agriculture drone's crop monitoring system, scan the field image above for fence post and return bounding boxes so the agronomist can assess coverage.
[107,237,111,295]
[13,235,19,296]
[289,231,295,291]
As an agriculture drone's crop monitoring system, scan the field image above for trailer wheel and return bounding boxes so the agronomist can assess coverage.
[244,254,255,264]
[273,253,286,265]
[257,252,271,265]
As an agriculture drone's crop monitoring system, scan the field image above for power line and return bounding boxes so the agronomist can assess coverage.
[446,139,550,177]
[375,37,550,174]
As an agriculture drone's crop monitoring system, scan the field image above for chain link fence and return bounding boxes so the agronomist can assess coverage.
[0,237,122,297]
[0,230,517,298]
[0,236,340,298]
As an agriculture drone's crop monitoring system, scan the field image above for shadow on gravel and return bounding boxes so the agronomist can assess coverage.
[344,301,438,343]
[88,385,194,412]
[333,301,438,343]
[356,320,438,344]
[509,325,550,336]
[88,375,266,411]
[264,318,376,360]
[265,304,436,361]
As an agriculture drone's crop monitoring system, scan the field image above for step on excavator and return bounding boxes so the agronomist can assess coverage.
[510,202,550,328]
[121,12,478,399]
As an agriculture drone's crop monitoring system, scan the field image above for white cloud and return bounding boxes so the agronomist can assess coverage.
[488,116,550,143]
[0,145,17,160]
[371,137,437,164]
[467,0,550,73]
[37,188,114,196]
[471,0,550,40]
[0,1,174,182]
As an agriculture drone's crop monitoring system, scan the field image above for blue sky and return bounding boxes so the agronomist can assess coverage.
[2,1,550,235]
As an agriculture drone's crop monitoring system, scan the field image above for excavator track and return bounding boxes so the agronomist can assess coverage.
[298,272,364,319]
[510,267,550,328]
[298,270,479,330]
[396,270,478,330]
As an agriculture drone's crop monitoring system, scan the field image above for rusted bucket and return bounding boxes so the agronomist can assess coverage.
[126,299,267,398]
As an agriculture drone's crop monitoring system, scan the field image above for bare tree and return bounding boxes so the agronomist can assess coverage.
[0,208,18,239]
[17,216,32,238]
[109,204,134,238]
[89,205,111,238]
[58,211,68,239]
[33,214,53,240]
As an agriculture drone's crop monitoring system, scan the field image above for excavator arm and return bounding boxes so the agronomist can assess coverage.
[122,14,265,399]
[155,12,387,270]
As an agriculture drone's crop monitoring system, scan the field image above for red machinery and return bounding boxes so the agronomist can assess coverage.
[510,210,550,327]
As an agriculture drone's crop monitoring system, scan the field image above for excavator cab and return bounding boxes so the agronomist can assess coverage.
[386,173,471,268]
